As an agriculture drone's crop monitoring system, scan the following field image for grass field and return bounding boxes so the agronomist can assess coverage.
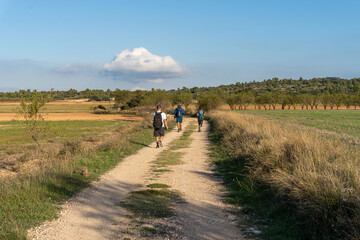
[0,100,143,173]
[232,109,360,139]
[0,120,126,145]
[0,120,129,165]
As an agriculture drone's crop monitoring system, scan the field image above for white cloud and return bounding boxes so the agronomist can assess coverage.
[55,47,187,83]
[103,47,186,81]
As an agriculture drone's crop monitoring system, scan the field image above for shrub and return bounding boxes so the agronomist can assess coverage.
[92,105,109,114]
[198,93,222,111]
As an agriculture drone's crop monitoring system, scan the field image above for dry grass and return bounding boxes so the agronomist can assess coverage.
[210,111,360,239]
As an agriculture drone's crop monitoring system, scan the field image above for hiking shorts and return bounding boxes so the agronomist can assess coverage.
[154,127,165,137]
[198,118,204,127]
[176,117,183,123]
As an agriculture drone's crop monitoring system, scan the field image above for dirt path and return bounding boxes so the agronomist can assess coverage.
[28,119,243,240]
[150,119,243,239]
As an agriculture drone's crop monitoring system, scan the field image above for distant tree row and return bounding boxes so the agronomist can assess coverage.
[113,89,193,110]
[2,77,360,102]
[0,88,114,102]
[226,92,360,110]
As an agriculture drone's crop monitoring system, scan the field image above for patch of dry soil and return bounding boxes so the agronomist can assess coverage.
[0,113,141,121]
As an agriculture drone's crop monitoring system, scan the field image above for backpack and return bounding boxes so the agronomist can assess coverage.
[176,108,183,117]
[153,112,163,129]
[198,110,205,119]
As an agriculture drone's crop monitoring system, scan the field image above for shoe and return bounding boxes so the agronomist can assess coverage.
[177,129,180,132]
[159,141,163,147]
[156,142,160,148]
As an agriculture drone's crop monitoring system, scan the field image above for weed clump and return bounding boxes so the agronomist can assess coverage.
[146,183,170,189]
[119,189,183,218]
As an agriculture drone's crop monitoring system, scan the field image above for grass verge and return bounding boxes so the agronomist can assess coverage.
[209,111,360,240]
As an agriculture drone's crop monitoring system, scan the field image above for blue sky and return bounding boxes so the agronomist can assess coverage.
[0,0,359,91]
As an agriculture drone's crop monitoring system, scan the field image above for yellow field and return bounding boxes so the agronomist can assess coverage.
[0,100,143,121]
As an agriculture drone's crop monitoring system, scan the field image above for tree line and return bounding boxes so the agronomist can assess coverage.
[226,92,360,110]
[1,77,360,102]
[2,77,360,111]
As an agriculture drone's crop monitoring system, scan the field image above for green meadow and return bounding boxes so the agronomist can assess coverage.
[233,109,360,139]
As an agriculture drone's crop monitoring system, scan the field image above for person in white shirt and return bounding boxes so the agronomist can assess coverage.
[153,105,168,148]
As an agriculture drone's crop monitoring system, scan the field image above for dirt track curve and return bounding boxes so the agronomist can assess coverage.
[28,118,243,240]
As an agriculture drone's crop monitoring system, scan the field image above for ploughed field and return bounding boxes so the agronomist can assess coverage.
[233,109,360,140]
[0,101,141,121]
[0,101,112,113]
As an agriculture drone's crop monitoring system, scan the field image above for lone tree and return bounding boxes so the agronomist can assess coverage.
[114,89,132,108]
[177,93,193,109]
[16,90,48,148]
[198,93,222,111]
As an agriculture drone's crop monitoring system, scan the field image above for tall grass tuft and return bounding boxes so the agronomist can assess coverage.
[210,111,360,239]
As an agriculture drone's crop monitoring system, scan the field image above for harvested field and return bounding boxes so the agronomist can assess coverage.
[0,101,114,113]
[0,100,111,106]
[0,113,142,121]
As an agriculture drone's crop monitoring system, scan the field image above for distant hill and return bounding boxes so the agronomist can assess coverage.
[1,77,360,101]
[184,77,360,96]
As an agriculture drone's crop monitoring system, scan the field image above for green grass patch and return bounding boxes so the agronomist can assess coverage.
[152,151,184,166]
[169,123,197,150]
[119,189,183,218]
[0,124,154,240]
[152,169,171,173]
[146,183,170,189]
[140,226,158,234]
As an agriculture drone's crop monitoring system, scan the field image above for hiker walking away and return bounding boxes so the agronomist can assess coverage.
[197,106,205,132]
[174,104,185,132]
[153,105,168,148]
